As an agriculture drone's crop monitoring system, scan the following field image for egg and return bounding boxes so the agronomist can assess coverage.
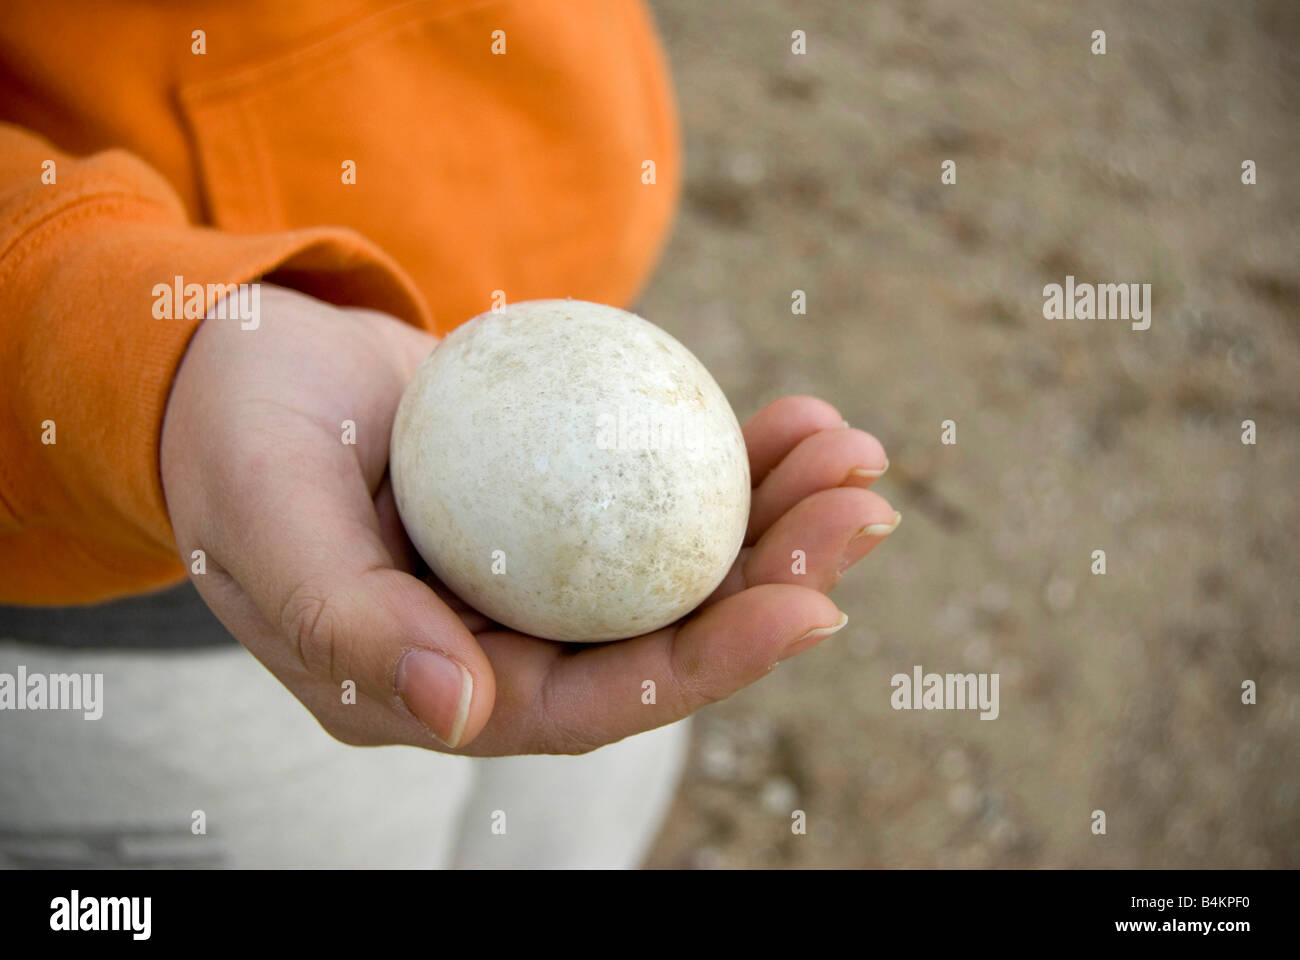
[389,299,751,642]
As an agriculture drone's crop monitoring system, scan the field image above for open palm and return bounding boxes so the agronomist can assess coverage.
[161,286,898,755]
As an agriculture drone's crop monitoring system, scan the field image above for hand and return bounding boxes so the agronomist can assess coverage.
[160,285,898,755]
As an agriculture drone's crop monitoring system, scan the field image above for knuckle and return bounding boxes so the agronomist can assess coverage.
[532,682,606,756]
[540,728,604,756]
[666,645,726,715]
[279,582,339,680]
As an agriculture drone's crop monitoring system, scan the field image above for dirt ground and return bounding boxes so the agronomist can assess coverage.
[639,0,1300,868]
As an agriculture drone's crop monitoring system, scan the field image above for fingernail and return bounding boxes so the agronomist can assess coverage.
[781,611,849,661]
[849,458,889,480]
[396,650,473,748]
[852,511,902,541]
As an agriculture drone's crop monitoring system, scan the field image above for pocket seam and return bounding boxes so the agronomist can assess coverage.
[176,0,513,230]
[178,0,510,107]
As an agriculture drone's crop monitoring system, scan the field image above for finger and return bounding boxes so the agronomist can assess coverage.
[428,578,496,634]
[463,584,847,755]
[743,395,846,486]
[351,307,439,380]
[747,426,889,542]
[704,487,899,605]
[207,431,496,748]
[373,473,418,573]
[743,486,900,593]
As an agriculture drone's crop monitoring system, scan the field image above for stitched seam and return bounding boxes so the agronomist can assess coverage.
[179,0,516,102]
[0,195,183,526]
[0,191,175,287]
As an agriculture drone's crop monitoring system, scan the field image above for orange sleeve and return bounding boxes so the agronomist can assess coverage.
[0,125,432,605]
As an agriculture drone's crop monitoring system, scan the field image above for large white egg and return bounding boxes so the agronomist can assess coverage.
[389,300,751,642]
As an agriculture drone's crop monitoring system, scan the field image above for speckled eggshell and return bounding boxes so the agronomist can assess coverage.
[389,300,751,642]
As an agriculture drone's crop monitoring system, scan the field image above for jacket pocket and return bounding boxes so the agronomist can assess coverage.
[178,0,679,331]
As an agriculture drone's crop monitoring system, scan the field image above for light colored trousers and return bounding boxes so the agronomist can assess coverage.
[0,642,688,869]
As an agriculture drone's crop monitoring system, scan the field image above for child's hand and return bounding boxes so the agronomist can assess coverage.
[160,286,897,755]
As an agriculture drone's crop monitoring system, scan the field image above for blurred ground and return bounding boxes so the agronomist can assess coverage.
[640,0,1300,868]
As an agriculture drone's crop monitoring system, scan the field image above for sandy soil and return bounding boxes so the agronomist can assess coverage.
[640,0,1300,868]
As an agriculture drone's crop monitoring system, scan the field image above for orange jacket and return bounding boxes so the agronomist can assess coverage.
[0,0,680,604]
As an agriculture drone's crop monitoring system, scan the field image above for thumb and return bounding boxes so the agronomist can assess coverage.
[212,438,496,748]
[282,566,493,749]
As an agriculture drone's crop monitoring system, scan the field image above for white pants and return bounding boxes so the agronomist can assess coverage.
[0,642,688,868]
